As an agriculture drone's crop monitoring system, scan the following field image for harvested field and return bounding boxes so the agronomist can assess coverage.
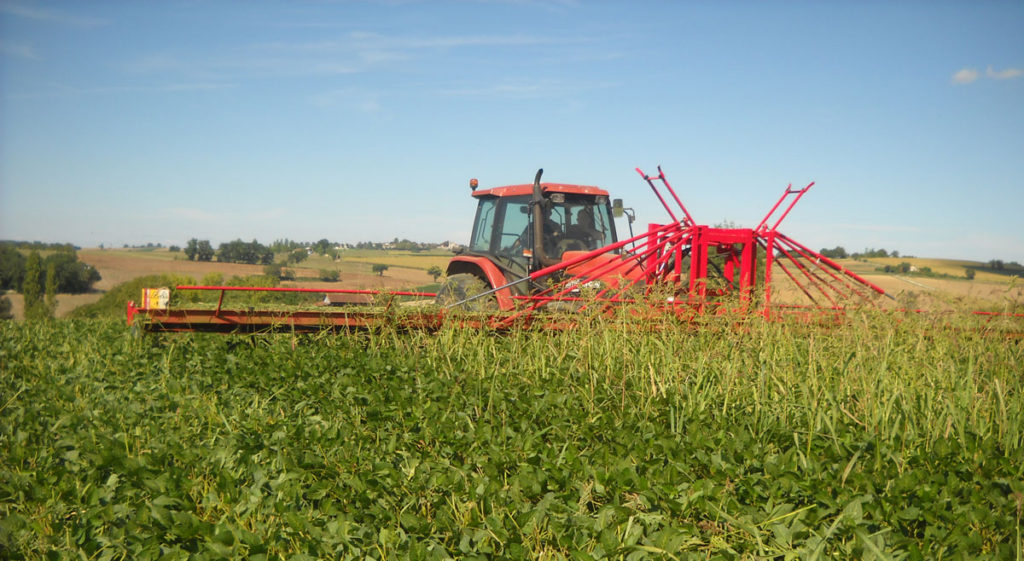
[77,249,433,292]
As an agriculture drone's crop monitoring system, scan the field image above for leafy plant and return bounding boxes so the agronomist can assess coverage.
[1,314,1021,559]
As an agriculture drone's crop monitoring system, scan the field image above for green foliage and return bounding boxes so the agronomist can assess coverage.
[262,262,283,279]
[0,291,12,320]
[318,269,340,282]
[200,272,224,286]
[965,268,976,280]
[70,274,197,319]
[217,239,273,265]
[1,316,1021,559]
[184,238,215,262]
[40,251,101,293]
[44,261,58,316]
[979,260,1024,278]
[285,249,308,265]
[427,265,443,281]
[21,251,48,321]
[852,248,894,259]
[372,263,389,276]
[312,238,333,255]
[0,245,26,290]
[819,246,848,259]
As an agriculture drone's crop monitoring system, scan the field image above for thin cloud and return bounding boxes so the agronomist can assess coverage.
[0,40,40,60]
[952,65,1023,84]
[951,68,979,85]
[0,2,108,27]
[136,31,564,85]
[5,82,235,100]
[986,65,1023,80]
[437,78,615,100]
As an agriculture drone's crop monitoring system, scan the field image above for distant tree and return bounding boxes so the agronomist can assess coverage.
[427,265,443,282]
[965,268,976,280]
[42,252,101,293]
[22,251,48,321]
[854,248,891,259]
[45,261,58,316]
[185,238,198,260]
[372,264,389,276]
[168,245,181,253]
[313,238,332,255]
[0,291,12,320]
[819,246,848,259]
[263,263,283,279]
[0,246,26,290]
[186,238,215,261]
[197,240,215,261]
[218,239,273,265]
[286,249,308,265]
[318,269,339,282]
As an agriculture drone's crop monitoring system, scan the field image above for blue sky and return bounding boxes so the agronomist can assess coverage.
[1,1,1022,262]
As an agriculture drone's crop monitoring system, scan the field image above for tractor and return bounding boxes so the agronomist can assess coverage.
[437,169,638,310]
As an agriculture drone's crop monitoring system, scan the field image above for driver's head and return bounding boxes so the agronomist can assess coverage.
[578,207,594,227]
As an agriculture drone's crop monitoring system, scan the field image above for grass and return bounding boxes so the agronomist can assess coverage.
[1,312,1022,559]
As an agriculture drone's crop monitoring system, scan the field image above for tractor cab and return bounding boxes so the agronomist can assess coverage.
[441,175,621,310]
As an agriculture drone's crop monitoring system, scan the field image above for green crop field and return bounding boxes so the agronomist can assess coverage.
[1,314,1022,560]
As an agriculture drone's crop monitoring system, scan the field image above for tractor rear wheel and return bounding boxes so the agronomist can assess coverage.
[436,274,498,312]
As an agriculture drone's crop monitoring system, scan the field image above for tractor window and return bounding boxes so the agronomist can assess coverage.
[556,197,616,251]
[498,199,531,253]
[470,198,496,252]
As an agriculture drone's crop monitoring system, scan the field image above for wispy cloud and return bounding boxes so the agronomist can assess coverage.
[437,79,615,100]
[0,2,107,27]
[0,40,40,60]
[951,68,980,85]
[952,65,1023,85]
[118,30,572,100]
[986,65,1023,80]
[253,31,560,69]
[4,81,235,100]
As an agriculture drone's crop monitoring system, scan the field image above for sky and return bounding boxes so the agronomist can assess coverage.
[1,1,1022,262]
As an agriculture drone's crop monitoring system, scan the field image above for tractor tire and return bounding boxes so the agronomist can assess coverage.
[436,274,498,312]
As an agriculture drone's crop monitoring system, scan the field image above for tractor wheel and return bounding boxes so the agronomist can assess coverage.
[436,274,498,312]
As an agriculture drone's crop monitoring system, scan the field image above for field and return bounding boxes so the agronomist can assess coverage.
[1,249,445,321]
[5,248,1021,321]
[1,312,1022,559]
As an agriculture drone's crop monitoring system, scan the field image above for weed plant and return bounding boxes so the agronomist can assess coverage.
[1,313,1021,559]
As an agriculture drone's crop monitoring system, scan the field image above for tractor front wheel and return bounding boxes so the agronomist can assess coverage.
[436,274,498,312]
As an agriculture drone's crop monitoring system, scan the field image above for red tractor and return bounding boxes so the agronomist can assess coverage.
[437,169,638,310]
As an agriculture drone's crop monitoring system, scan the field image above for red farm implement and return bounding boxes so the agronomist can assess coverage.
[127,168,1022,335]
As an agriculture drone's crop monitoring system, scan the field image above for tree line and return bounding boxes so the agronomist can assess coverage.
[0,243,102,321]
[818,247,906,260]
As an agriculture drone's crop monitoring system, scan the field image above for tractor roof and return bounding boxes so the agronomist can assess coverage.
[473,183,610,198]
